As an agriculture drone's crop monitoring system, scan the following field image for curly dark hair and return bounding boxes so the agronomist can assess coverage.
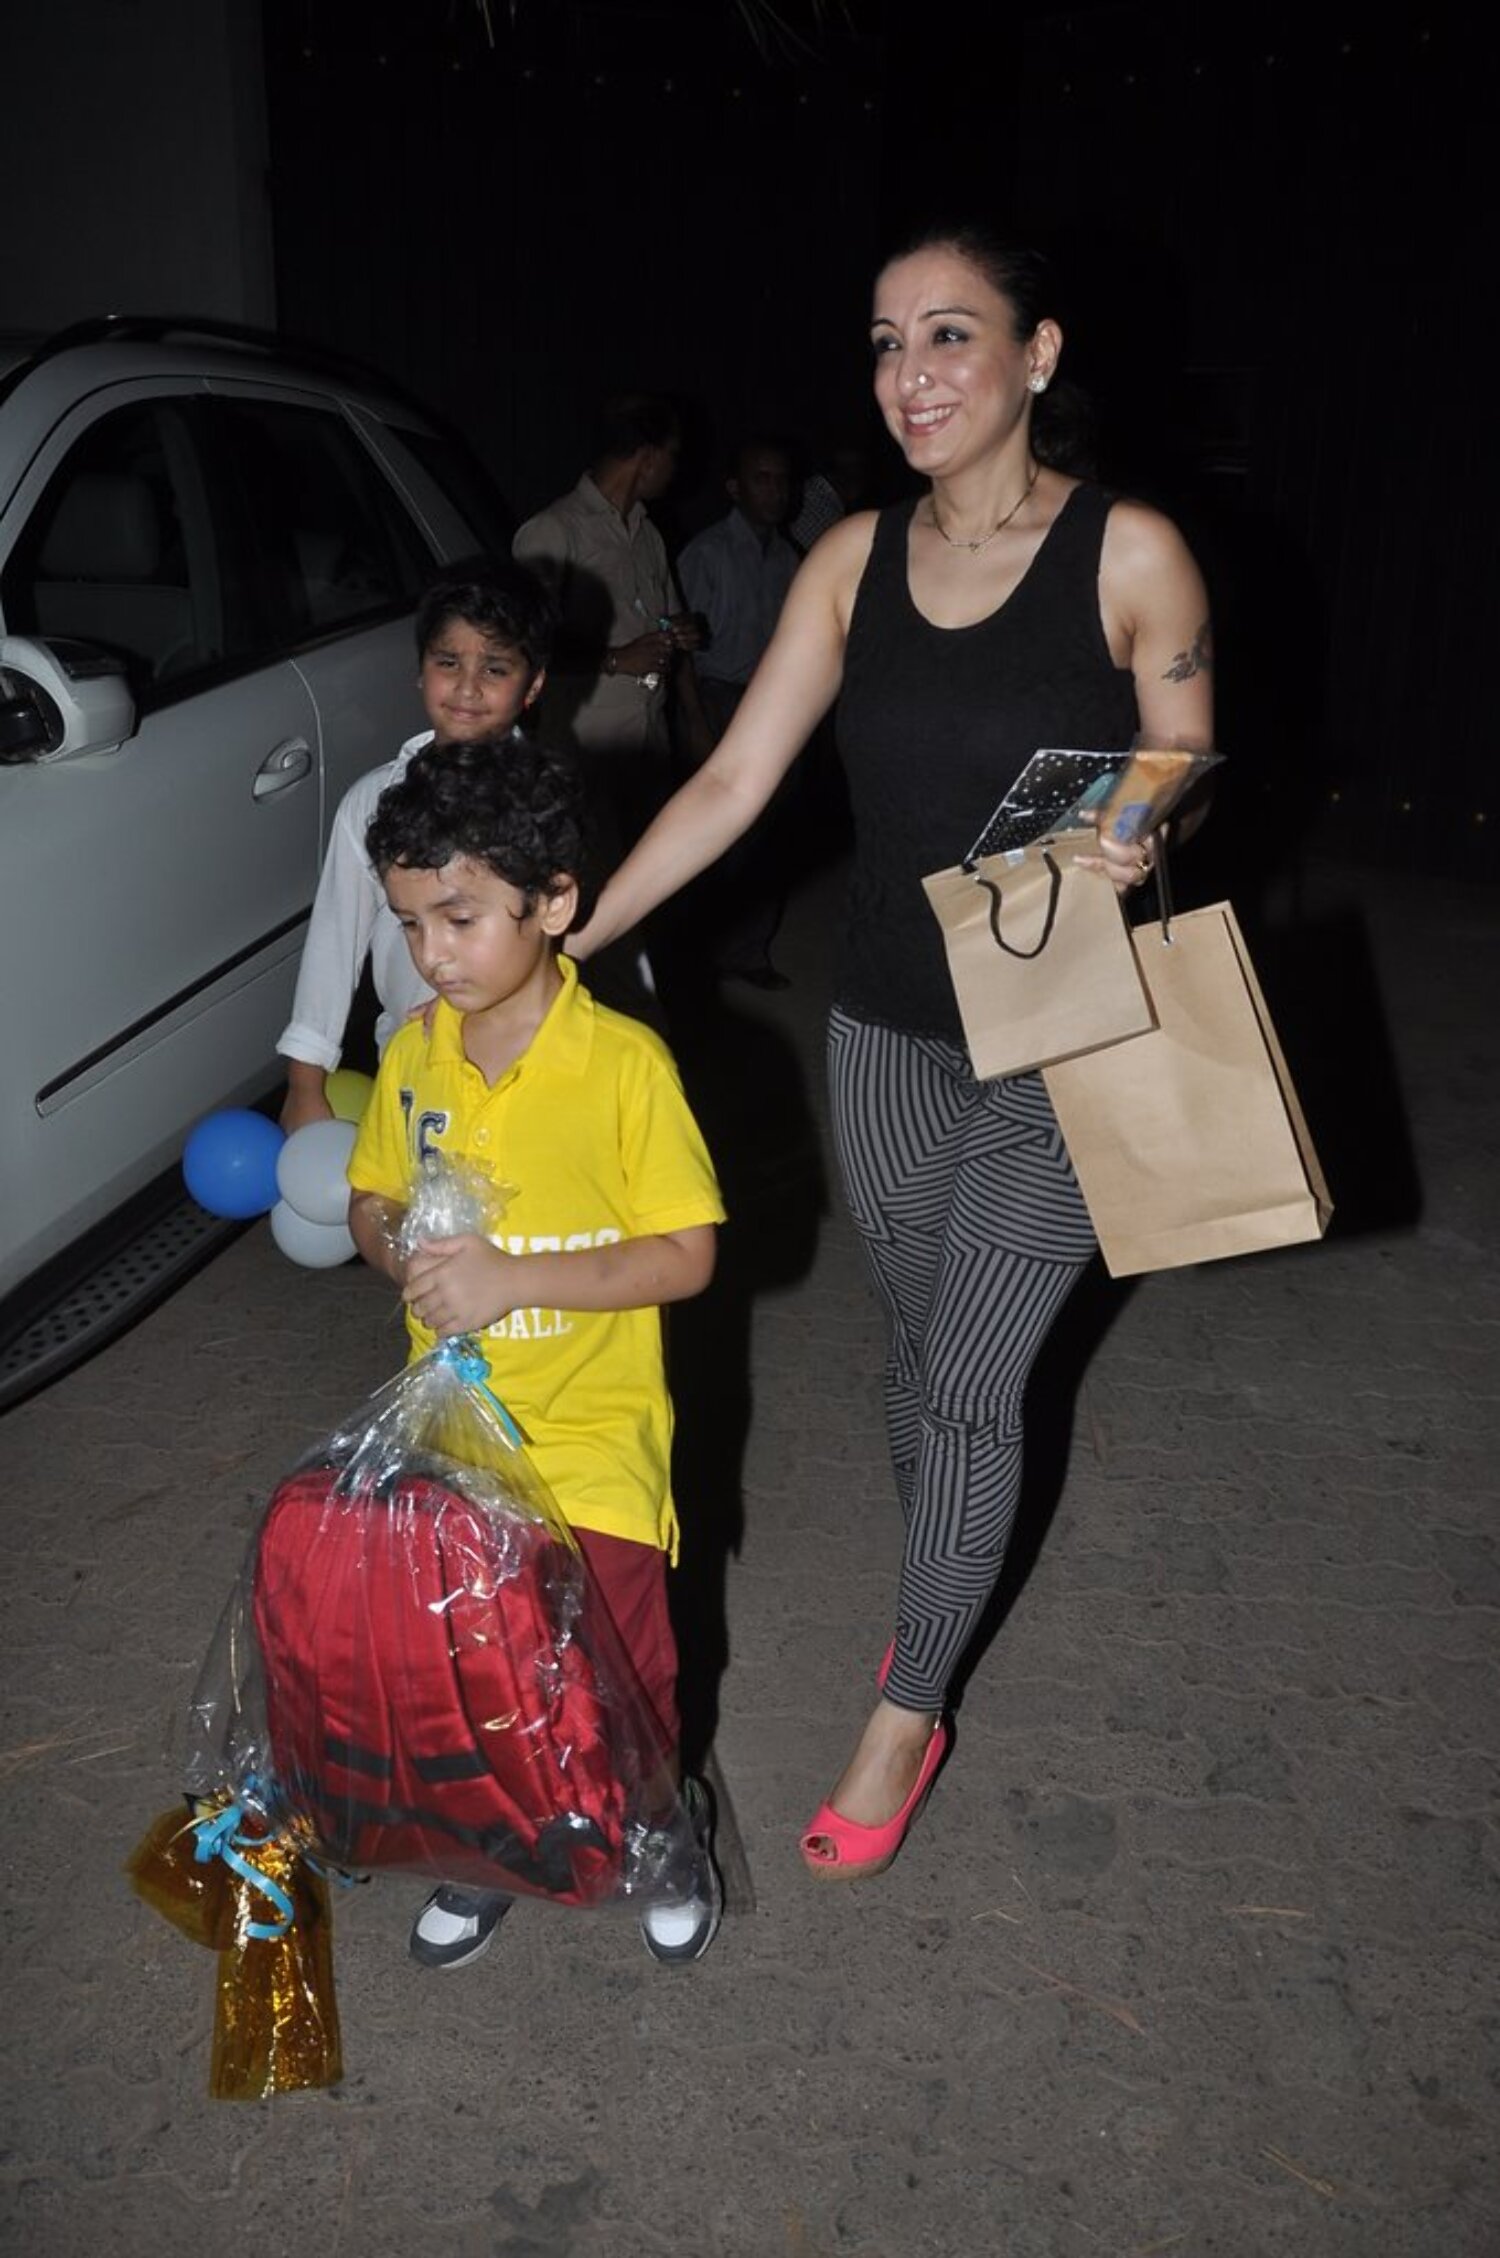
[366,736,591,921]
[414,555,555,673]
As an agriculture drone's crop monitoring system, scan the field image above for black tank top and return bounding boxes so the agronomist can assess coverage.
[835,483,1139,1039]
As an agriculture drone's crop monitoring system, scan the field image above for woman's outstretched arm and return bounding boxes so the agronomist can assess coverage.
[572,514,874,957]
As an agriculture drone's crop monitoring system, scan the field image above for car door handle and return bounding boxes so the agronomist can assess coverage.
[253,737,313,799]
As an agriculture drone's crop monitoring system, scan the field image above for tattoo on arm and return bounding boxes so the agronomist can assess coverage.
[1162,620,1213,683]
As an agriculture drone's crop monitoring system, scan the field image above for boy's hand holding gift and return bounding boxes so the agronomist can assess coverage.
[403,1232,515,1337]
[400,1225,716,1337]
[351,1148,516,1335]
[356,1127,714,1340]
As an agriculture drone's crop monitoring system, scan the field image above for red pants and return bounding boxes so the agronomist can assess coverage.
[575,1526,680,1756]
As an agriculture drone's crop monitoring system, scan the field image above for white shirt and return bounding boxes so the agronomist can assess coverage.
[514,474,681,756]
[277,729,438,1070]
[788,471,845,555]
[678,508,799,689]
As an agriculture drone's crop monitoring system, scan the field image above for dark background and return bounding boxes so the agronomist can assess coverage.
[263,0,1487,882]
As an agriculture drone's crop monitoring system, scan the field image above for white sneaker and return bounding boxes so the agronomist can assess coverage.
[408,1885,512,1970]
[640,1776,723,1964]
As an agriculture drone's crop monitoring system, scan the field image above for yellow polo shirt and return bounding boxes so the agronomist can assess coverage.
[348,957,724,1555]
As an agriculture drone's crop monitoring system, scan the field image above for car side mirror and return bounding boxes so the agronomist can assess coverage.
[0,636,136,763]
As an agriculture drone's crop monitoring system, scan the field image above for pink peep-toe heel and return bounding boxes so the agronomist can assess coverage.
[799,1717,950,1882]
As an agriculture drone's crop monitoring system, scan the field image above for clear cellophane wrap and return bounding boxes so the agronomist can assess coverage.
[131,1155,696,2097]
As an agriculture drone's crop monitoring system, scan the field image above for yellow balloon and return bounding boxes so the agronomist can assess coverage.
[324,1068,374,1124]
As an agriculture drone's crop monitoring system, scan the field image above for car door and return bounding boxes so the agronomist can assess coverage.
[0,387,324,1292]
[202,385,443,823]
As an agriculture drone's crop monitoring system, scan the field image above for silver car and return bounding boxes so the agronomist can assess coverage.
[0,317,502,1352]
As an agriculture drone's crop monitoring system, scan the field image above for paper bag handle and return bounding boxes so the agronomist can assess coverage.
[1130,829,1175,944]
[974,848,1061,961]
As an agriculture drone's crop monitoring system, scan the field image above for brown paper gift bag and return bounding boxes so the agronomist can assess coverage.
[922,831,1156,1081]
[1042,903,1333,1276]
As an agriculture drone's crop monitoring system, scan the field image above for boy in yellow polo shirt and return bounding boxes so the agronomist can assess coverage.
[347,735,725,1969]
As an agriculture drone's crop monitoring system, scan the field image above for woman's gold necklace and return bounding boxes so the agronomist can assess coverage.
[929,460,1039,555]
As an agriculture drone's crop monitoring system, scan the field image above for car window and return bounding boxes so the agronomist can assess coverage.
[0,399,248,702]
[389,424,514,557]
[213,397,432,644]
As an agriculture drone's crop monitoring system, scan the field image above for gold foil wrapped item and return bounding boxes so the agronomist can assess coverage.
[128,1799,343,2100]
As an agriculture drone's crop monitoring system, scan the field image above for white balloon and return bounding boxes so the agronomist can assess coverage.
[270,1199,356,1269]
[276,1118,359,1225]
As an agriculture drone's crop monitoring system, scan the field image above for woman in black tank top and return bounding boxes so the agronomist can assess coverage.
[575,223,1213,1885]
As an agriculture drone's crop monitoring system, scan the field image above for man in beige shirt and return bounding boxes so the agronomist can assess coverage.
[514,396,709,842]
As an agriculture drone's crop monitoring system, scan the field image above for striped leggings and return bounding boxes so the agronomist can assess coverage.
[828,1007,1097,1711]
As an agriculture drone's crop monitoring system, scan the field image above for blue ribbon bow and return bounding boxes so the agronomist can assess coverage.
[434,1335,524,1446]
[191,1796,295,1940]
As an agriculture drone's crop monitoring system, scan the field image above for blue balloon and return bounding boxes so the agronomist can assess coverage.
[183,1109,285,1220]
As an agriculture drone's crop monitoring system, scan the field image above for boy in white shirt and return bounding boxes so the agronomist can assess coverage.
[277,559,552,1132]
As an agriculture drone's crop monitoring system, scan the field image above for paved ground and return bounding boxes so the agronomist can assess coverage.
[2,855,1497,2258]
